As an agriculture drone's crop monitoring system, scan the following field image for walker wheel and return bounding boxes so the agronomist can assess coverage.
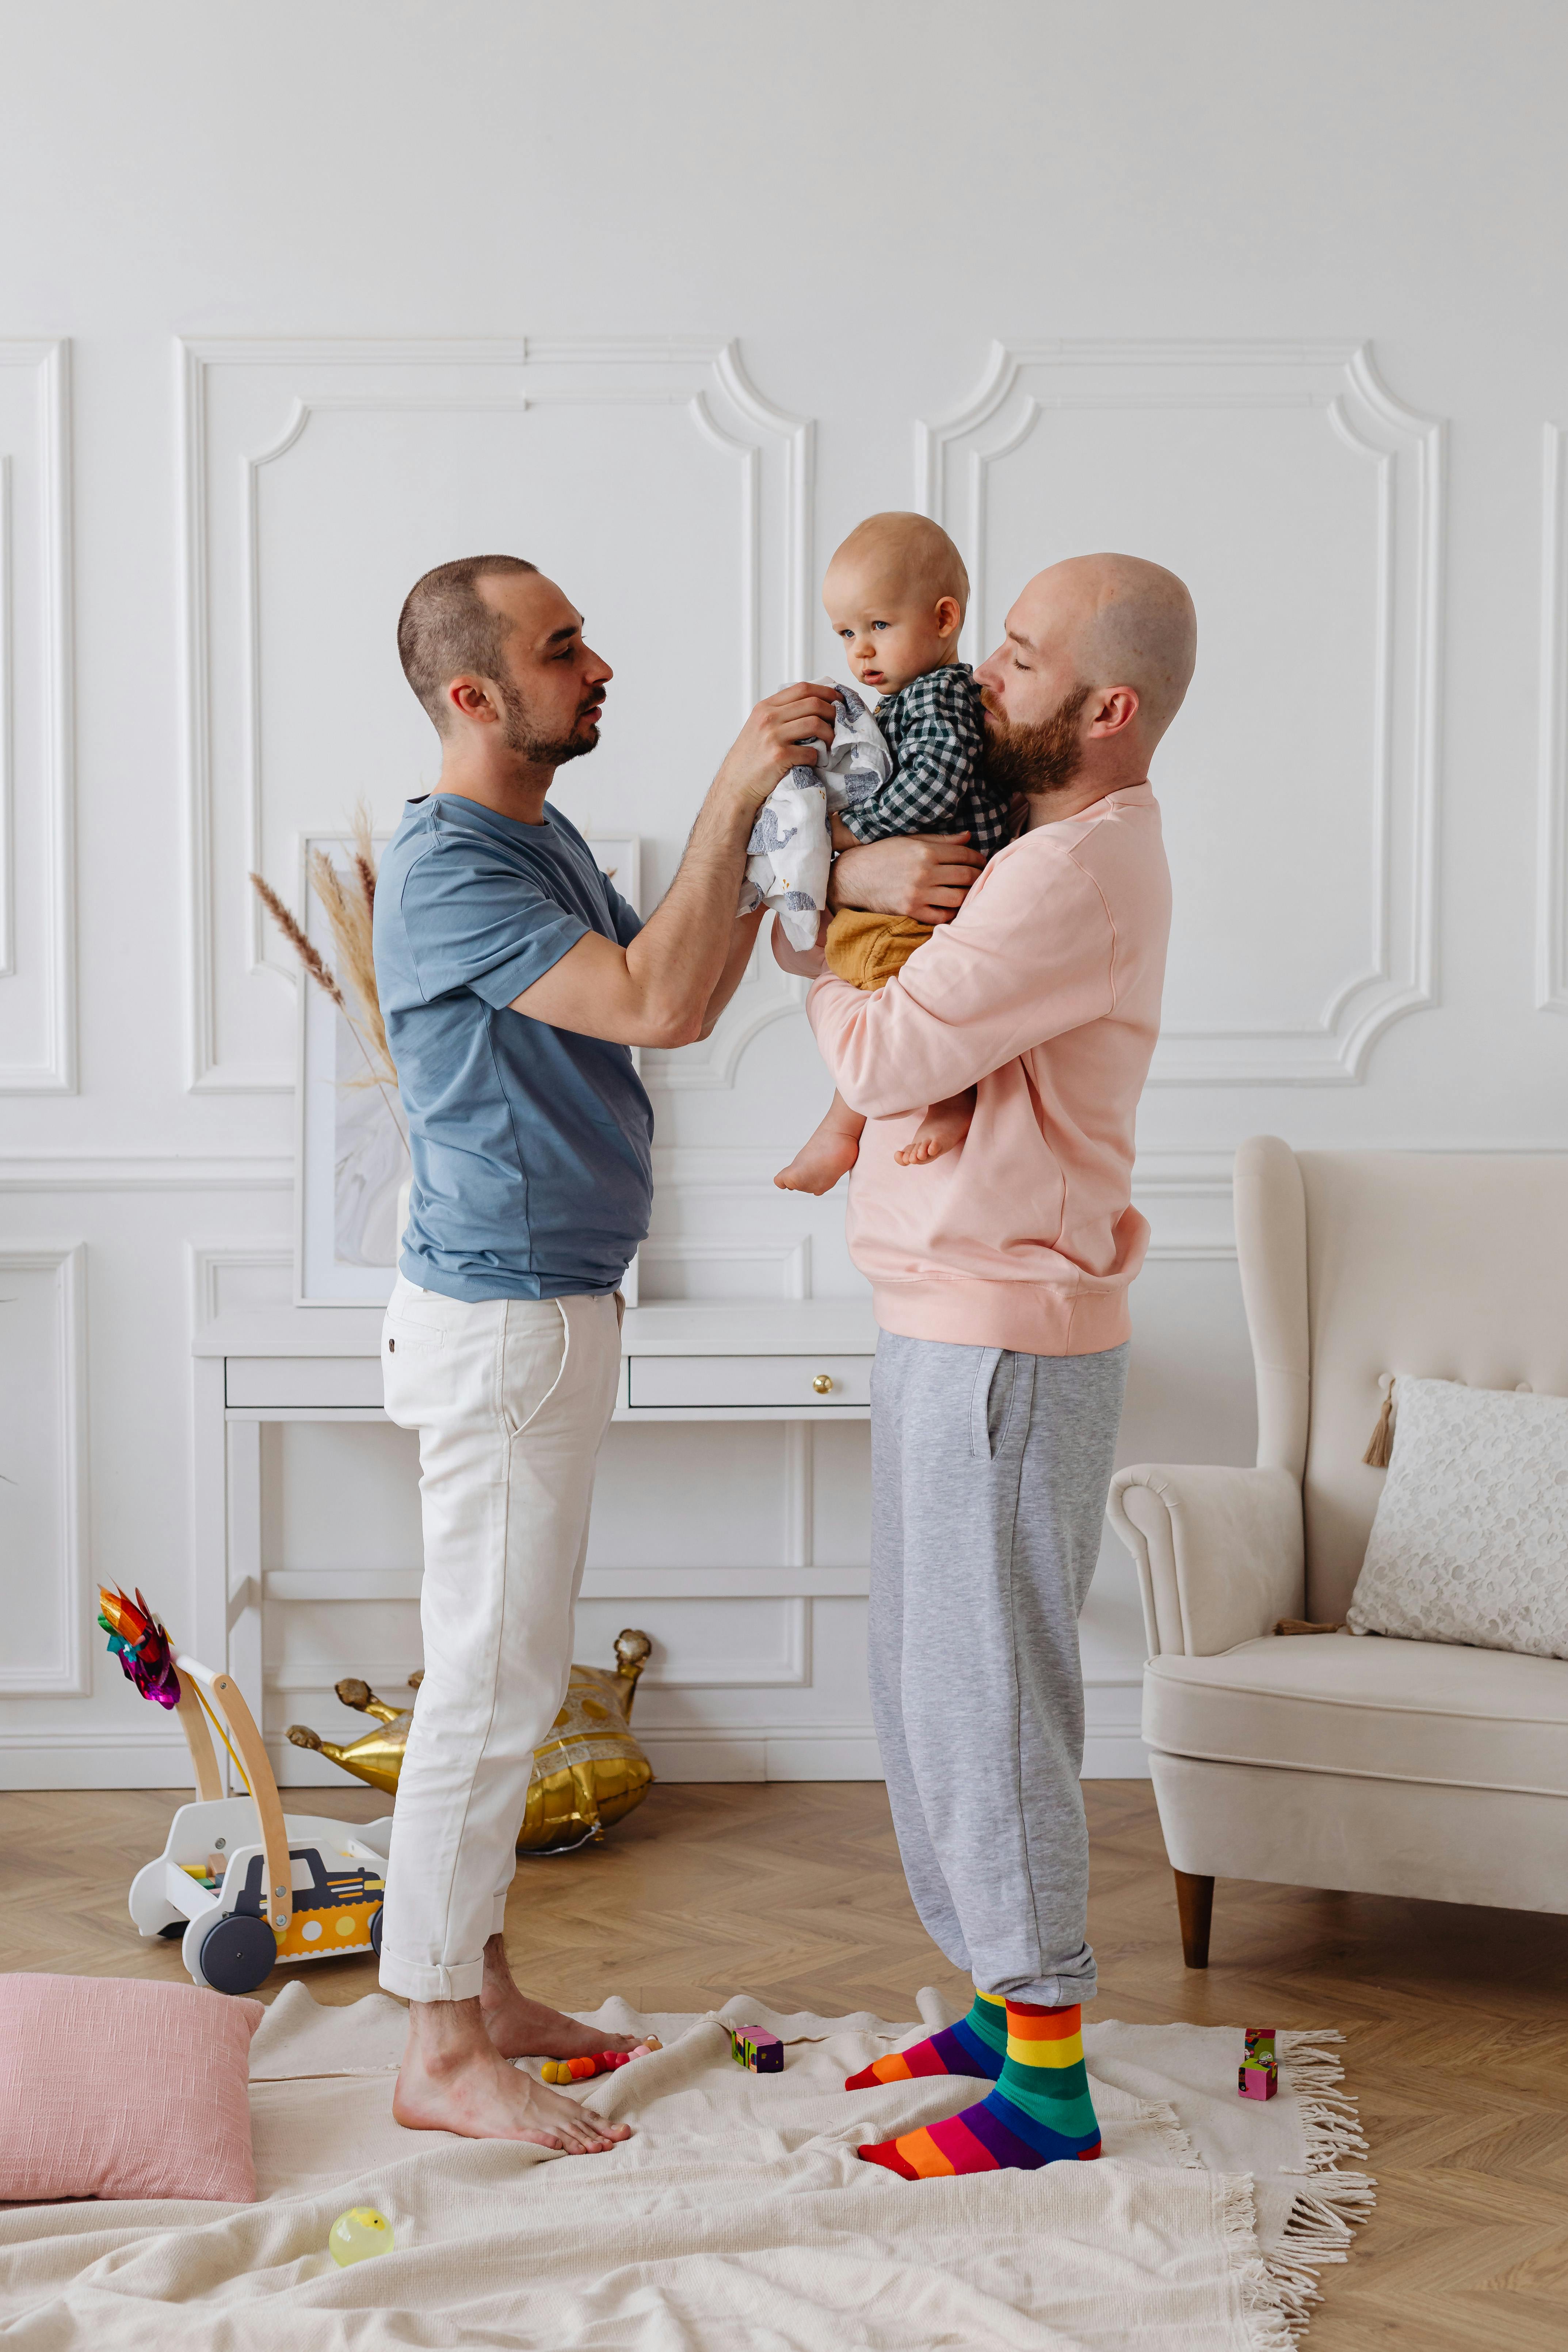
[199,1912,278,1995]
[369,1904,384,1957]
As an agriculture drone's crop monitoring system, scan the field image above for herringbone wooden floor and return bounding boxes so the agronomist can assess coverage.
[3,1778,1564,2347]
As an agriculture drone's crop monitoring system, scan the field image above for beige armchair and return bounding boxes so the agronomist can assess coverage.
[1107,1137,1568,1966]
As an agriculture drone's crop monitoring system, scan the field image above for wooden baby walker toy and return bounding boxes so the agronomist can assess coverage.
[1237,2027,1278,2101]
[100,1587,393,1997]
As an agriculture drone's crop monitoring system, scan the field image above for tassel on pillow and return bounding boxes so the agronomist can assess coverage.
[1363,1374,1396,1468]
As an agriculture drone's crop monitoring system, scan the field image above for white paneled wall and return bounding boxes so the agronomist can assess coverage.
[3,0,1566,1791]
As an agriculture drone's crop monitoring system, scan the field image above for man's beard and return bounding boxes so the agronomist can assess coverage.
[497,675,604,766]
[982,682,1092,813]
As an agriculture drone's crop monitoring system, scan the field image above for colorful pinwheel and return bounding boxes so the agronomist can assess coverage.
[98,1586,181,1709]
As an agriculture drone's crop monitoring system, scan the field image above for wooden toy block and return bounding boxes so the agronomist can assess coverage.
[1238,2063,1278,2100]
[728,2023,783,2073]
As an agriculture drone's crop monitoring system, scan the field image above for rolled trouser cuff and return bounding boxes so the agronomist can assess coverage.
[981,1941,1098,2009]
[378,1948,485,2003]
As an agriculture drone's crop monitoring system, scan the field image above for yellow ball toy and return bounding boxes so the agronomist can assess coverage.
[328,2207,395,2265]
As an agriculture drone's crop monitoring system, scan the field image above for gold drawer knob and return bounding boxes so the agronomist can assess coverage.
[812,1373,834,1395]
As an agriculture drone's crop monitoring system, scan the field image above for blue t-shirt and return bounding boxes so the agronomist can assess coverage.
[374,794,653,1301]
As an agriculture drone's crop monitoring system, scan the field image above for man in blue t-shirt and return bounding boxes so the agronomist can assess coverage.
[371,552,847,2151]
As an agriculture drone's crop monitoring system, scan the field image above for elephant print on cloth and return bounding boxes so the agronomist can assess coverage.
[737,682,894,949]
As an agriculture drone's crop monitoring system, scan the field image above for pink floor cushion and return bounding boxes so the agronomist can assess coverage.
[0,1974,263,2202]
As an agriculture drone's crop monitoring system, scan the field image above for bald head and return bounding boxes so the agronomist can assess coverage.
[826,512,969,611]
[1015,554,1196,747]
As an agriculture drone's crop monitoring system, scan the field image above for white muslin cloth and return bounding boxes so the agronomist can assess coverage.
[739,683,892,949]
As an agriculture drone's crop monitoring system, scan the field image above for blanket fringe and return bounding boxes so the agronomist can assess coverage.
[1242,2032,1377,2340]
[1279,2031,1371,2170]
[1263,2176,1378,2341]
[1216,2175,1296,2352]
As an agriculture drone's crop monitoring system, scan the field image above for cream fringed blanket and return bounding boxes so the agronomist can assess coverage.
[0,1988,1372,2350]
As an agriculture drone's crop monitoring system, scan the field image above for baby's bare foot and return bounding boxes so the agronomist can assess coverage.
[481,1978,652,2064]
[775,1126,861,1195]
[393,2035,630,2152]
[894,1102,972,1167]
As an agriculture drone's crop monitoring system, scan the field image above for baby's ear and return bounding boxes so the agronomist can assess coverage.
[935,594,964,640]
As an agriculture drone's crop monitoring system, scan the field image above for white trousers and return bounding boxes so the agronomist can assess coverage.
[377,1274,623,2001]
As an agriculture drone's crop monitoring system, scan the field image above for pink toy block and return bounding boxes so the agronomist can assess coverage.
[728,2023,783,2073]
[1238,2063,1278,2100]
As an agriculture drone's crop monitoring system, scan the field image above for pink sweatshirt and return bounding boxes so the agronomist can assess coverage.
[806,783,1171,1356]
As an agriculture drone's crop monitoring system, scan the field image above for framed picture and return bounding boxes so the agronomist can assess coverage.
[294,831,409,1307]
[294,828,645,1308]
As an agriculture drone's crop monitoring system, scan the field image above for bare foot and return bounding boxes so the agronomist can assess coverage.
[775,1127,861,1194]
[394,1990,631,2151]
[894,1099,972,1167]
[477,1931,653,2064]
[482,1975,653,2065]
[394,2025,629,2151]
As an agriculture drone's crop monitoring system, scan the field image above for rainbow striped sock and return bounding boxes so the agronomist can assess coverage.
[857,2000,1101,2177]
[844,1987,1008,2092]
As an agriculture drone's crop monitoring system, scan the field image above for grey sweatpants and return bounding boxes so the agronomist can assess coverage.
[868,1331,1130,2008]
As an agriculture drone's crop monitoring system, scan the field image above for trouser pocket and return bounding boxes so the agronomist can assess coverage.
[969,1347,1018,1461]
[498,1300,570,1440]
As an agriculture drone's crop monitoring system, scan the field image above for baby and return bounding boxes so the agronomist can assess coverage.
[768,513,1011,1195]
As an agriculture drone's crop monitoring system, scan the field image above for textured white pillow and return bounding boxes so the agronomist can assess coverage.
[1348,1376,1568,1658]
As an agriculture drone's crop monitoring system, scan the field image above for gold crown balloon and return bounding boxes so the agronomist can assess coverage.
[287,1630,654,1854]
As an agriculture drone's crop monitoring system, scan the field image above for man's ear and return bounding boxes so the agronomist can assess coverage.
[1088,686,1139,738]
[934,595,963,643]
[447,675,497,726]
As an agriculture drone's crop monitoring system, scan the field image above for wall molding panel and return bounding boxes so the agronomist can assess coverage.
[919,339,1445,1085]
[637,1234,813,1301]
[1538,422,1568,1011]
[639,930,810,1095]
[187,1242,293,1326]
[0,1154,292,1193]
[0,1244,89,1695]
[179,336,812,1094]
[0,340,75,1093]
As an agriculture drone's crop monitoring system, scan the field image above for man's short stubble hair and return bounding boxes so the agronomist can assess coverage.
[397,554,539,734]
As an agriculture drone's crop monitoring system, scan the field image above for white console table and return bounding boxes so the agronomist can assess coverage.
[191,1300,878,1772]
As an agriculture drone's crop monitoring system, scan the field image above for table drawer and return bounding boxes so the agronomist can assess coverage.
[225,1357,387,1409]
[626,1353,872,1410]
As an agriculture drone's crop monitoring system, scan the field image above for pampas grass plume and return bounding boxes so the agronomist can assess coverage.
[249,872,347,1011]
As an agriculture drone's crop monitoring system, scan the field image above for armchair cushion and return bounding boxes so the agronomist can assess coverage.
[1144,1631,1568,1797]
[1348,1375,1568,1659]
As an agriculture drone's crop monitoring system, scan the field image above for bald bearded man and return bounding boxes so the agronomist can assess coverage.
[776,554,1195,2180]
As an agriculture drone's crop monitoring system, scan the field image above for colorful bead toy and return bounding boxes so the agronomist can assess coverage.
[541,2037,660,2084]
[1238,2026,1279,2101]
[328,2207,394,2264]
[727,2023,783,2073]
